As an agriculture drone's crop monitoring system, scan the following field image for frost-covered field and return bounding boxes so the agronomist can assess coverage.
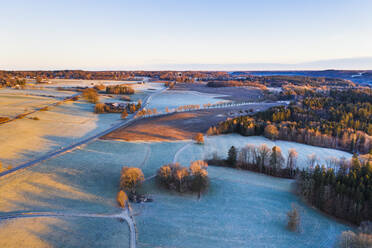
[0,136,353,247]
[136,167,350,248]
[147,90,230,112]
[0,88,77,99]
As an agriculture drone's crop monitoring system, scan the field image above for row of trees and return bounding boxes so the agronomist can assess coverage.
[297,154,372,224]
[94,100,142,115]
[0,77,26,87]
[106,85,135,95]
[157,161,209,196]
[135,108,158,118]
[209,145,299,179]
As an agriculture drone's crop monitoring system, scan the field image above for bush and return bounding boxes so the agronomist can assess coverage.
[121,110,128,119]
[39,106,49,111]
[0,117,10,123]
[193,133,204,144]
[94,103,106,114]
[82,88,99,103]
[287,204,300,232]
[117,190,128,208]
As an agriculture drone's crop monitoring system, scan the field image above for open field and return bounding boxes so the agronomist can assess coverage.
[0,98,123,166]
[0,93,56,118]
[0,216,130,248]
[0,134,353,247]
[0,83,357,248]
[0,82,161,167]
[146,90,231,112]
[173,83,264,101]
[135,167,351,248]
[0,88,78,100]
[102,102,281,142]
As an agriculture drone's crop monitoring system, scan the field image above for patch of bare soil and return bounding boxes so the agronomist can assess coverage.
[101,102,281,142]
[101,110,227,142]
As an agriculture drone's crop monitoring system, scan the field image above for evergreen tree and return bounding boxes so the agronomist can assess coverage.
[227,146,237,166]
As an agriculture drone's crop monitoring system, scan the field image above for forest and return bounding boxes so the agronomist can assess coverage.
[298,155,372,224]
[207,88,372,154]
[207,75,355,88]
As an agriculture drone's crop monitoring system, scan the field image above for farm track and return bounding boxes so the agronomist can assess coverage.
[173,142,192,163]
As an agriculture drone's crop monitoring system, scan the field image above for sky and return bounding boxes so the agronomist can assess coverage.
[1,0,372,70]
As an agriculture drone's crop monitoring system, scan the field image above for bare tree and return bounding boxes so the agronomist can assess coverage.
[287,148,298,177]
[258,144,271,172]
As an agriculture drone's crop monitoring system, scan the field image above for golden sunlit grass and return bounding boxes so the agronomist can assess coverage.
[0,100,99,164]
[0,94,55,118]
[0,169,97,211]
[0,217,62,248]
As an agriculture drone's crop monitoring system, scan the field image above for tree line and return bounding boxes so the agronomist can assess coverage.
[208,145,299,179]
[105,85,135,95]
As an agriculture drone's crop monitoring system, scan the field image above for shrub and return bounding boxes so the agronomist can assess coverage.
[39,106,49,111]
[287,204,300,232]
[117,190,128,208]
[121,110,128,119]
[94,103,106,114]
[193,133,204,144]
[82,88,99,103]
[0,117,10,123]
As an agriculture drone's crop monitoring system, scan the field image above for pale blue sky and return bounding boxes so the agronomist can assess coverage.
[1,0,372,70]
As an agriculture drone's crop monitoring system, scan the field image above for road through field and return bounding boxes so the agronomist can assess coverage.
[0,206,137,248]
[0,88,167,178]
